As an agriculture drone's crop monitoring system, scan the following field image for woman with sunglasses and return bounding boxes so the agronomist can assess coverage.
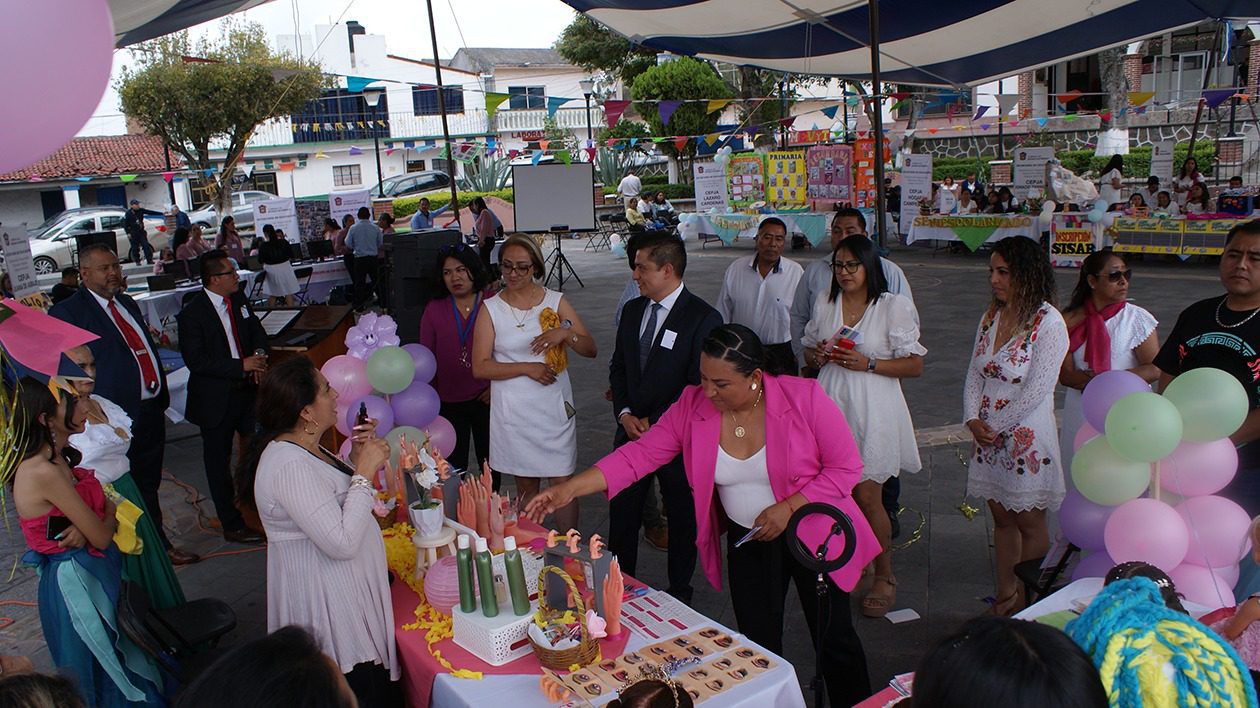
[1058,249,1159,471]
[420,243,496,486]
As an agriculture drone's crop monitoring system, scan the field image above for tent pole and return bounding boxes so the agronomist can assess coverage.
[427,0,461,223]
[867,0,887,249]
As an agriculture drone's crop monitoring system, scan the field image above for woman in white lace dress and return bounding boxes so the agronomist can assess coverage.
[963,237,1069,615]
[802,235,924,618]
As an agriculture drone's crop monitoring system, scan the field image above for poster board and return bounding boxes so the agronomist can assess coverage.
[253,197,302,244]
[765,150,807,208]
[1049,213,1097,267]
[511,162,596,232]
[0,225,40,299]
[726,154,765,206]
[1112,217,1184,255]
[806,144,854,206]
[854,136,889,208]
[1180,218,1235,256]
[1012,147,1056,197]
[329,189,371,224]
[1149,141,1175,185]
[898,154,933,234]
[692,161,729,211]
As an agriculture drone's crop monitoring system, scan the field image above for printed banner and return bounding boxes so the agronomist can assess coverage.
[1012,147,1056,197]
[1049,213,1097,267]
[253,197,301,244]
[329,189,371,224]
[692,161,730,211]
[0,226,40,298]
[805,145,854,205]
[898,154,933,234]
[1149,140,1175,185]
[765,150,807,208]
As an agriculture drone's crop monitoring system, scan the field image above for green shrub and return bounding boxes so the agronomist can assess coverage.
[653,183,694,200]
[392,190,514,218]
[641,174,671,186]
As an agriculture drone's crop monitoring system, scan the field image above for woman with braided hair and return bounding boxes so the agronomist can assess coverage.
[963,236,1068,615]
[1067,577,1257,707]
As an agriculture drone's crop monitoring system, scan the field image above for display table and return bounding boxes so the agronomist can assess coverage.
[905,214,1044,250]
[1014,577,1213,622]
[678,212,830,247]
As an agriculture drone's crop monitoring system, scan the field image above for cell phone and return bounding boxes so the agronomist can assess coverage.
[46,515,72,541]
[356,402,369,427]
[734,526,762,548]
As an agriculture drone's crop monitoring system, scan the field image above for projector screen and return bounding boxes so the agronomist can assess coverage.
[511,162,597,233]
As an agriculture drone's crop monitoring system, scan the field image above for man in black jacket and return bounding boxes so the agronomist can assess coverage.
[123,199,154,265]
[609,232,722,603]
[176,250,268,543]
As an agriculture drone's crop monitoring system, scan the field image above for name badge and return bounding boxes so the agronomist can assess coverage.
[240,305,250,320]
[660,330,678,350]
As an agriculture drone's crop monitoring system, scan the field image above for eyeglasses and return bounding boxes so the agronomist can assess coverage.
[1103,269,1133,283]
[830,260,863,274]
[207,270,238,279]
[501,263,534,275]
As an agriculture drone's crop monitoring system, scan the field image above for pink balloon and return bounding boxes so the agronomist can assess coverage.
[344,395,395,436]
[1215,563,1241,588]
[1081,370,1150,433]
[1176,495,1252,568]
[335,403,351,436]
[1104,498,1189,573]
[403,344,438,384]
[1167,564,1236,610]
[1,1,114,173]
[338,438,353,462]
[425,415,457,459]
[1073,422,1101,452]
[322,355,373,401]
[1072,550,1116,581]
[1159,438,1238,497]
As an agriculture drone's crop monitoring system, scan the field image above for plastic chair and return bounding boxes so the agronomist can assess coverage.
[247,271,268,307]
[1015,543,1080,606]
[292,266,314,304]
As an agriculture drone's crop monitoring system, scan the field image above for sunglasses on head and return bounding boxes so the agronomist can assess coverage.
[438,242,469,255]
[1102,269,1133,283]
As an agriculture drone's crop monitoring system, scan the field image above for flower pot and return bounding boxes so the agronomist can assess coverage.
[410,500,445,539]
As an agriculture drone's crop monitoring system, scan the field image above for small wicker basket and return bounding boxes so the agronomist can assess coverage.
[528,565,600,670]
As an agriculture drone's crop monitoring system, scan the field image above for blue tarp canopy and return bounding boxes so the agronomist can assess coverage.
[562,0,1260,87]
[111,0,275,47]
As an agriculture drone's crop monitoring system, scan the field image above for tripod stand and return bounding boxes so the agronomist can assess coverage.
[543,230,583,290]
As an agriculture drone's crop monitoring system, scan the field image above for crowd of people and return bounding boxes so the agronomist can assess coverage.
[8,195,1260,707]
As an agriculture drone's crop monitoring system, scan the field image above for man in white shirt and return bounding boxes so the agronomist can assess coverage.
[617,169,642,208]
[1139,176,1161,208]
[716,218,803,375]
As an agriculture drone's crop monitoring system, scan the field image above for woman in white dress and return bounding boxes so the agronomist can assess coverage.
[472,234,597,530]
[236,356,399,706]
[802,235,925,618]
[1173,157,1205,208]
[963,237,1068,616]
[1058,250,1159,472]
[1098,155,1124,209]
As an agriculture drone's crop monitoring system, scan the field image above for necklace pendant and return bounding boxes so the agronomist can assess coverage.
[460,347,471,369]
[734,425,746,438]
[515,323,526,329]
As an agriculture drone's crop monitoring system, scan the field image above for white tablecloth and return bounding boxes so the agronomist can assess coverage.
[1015,577,1212,622]
[132,260,351,326]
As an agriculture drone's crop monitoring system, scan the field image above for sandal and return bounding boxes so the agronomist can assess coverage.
[861,575,897,618]
[989,588,1025,617]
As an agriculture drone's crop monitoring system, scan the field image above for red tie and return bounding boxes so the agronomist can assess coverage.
[225,299,242,357]
[107,300,160,394]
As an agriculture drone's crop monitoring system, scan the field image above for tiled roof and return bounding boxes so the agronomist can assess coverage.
[449,48,570,73]
[0,134,183,183]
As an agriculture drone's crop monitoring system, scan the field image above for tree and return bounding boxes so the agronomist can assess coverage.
[118,20,326,215]
[594,121,652,186]
[631,57,732,171]
[554,16,657,86]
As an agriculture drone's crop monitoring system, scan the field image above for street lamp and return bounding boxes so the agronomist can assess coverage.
[362,84,387,193]
[579,78,595,143]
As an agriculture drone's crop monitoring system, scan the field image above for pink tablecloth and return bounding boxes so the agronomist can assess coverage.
[392,581,633,708]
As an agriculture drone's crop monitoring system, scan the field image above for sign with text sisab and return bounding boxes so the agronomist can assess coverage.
[1049,213,1097,267]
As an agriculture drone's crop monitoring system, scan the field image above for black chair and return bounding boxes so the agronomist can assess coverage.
[585,214,615,252]
[1015,543,1080,606]
[292,265,314,305]
[247,271,268,307]
[117,581,236,684]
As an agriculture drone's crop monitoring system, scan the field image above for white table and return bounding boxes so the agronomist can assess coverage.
[905,214,1047,250]
[1015,577,1212,622]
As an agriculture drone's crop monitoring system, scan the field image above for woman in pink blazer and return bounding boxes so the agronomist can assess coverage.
[528,325,879,707]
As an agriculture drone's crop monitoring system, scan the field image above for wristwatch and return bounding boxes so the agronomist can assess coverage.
[866,357,877,372]
[561,319,577,344]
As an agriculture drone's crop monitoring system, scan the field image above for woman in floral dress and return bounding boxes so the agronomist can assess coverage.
[963,237,1068,616]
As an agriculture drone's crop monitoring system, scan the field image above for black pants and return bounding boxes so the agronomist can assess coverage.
[764,342,799,377]
[345,661,401,707]
[127,398,170,548]
[352,255,380,309]
[198,389,256,533]
[609,432,697,603]
[128,233,154,264]
[727,521,871,708]
[440,397,494,489]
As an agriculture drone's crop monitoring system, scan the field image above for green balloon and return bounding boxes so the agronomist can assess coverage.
[1103,391,1183,462]
[384,425,424,468]
[1071,436,1151,506]
[1163,368,1249,442]
[366,346,416,395]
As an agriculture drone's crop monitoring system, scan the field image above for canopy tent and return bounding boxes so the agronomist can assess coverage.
[110,0,274,47]
[562,0,1258,88]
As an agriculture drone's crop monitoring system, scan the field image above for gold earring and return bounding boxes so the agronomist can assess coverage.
[303,423,316,436]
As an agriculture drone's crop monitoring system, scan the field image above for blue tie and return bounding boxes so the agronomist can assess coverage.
[639,302,661,370]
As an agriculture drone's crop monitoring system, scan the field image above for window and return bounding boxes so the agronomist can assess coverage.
[100,215,124,230]
[412,86,465,115]
[333,164,362,187]
[290,89,390,144]
[406,159,427,172]
[508,86,545,110]
[65,218,94,234]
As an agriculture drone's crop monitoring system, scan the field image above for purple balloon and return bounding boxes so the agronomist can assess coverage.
[322,355,373,401]
[1081,370,1150,433]
[344,395,395,437]
[403,344,438,384]
[1072,550,1116,581]
[426,415,457,458]
[1059,490,1113,551]
[391,380,441,429]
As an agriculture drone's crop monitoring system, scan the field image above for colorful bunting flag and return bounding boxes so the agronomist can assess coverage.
[385,148,396,156]
[927,128,938,134]
[1127,91,1155,107]
[1203,88,1234,109]
[979,123,991,130]
[658,100,683,125]
[538,139,550,151]
[584,147,596,162]
[996,94,1021,116]
[118,174,137,183]
[484,92,509,121]
[557,150,572,165]
[349,146,363,156]
[278,162,295,171]
[531,151,543,166]
[972,106,989,121]
[674,136,690,151]
[1036,117,1048,127]
[346,76,382,93]
[1056,90,1083,106]
[314,151,328,159]
[604,100,630,128]
[706,99,732,114]
[74,176,92,182]
[1099,111,1111,122]
[546,96,573,118]
[820,105,840,120]
[704,133,720,146]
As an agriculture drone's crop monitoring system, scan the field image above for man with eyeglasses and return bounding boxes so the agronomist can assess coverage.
[716,218,804,375]
[50,244,201,564]
[175,250,269,544]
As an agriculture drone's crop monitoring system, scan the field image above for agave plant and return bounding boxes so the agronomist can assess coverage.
[459,155,512,192]
[593,147,638,187]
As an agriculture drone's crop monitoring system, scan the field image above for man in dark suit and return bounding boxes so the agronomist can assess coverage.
[176,249,268,544]
[609,232,722,603]
[50,244,200,564]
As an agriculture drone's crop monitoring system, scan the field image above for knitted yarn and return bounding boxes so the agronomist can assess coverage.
[1065,578,1257,708]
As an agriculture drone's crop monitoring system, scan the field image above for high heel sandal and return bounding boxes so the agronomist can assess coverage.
[989,588,1025,617]
[861,575,897,618]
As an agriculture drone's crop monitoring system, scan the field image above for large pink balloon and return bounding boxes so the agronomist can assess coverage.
[1073,422,1101,452]
[1059,490,1112,551]
[335,403,351,436]
[338,437,353,462]
[344,395,395,437]
[403,344,438,384]
[1159,438,1238,497]
[391,380,441,429]
[322,355,373,401]
[425,415,457,458]
[1167,564,1236,611]
[1081,370,1150,432]
[1072,550,1116,581]
[1176,495,1252,568]
[1,1,114,173]
[1104,498,1189,572]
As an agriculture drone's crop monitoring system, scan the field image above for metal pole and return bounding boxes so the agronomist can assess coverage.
[584,94,593,142]
[779,76,788,150]
[426,0,460,223]
[867,0,888,249]
[373,133,384,189]
[842,81,849,143]
[996,78,1005,159]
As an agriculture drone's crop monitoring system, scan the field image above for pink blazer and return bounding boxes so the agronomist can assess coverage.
[595,374,880,592]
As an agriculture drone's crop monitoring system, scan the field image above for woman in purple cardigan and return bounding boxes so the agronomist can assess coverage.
[528,324,879,706]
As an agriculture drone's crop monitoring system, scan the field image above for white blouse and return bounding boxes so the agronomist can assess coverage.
[714,446,776,528]
[69,395,132,485]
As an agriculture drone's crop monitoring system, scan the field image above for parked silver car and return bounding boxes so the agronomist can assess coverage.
[23,207,169,275]
[370,170,452,199]
[187,190,277,233]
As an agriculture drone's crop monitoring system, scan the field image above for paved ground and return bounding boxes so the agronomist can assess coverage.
[0,233,1223,704]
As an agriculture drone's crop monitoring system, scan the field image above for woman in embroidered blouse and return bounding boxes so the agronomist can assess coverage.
[215,215,245,264]
[963,236,1069,616]
[1057,250,1159,472]
[236,357,398,707]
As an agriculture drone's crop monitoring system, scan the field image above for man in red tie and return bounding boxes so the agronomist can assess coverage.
[177,250,269,544]
[50,244,201,564]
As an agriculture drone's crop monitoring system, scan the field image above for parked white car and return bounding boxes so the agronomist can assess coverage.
[24,207,169,275]
[187,190,277,233]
